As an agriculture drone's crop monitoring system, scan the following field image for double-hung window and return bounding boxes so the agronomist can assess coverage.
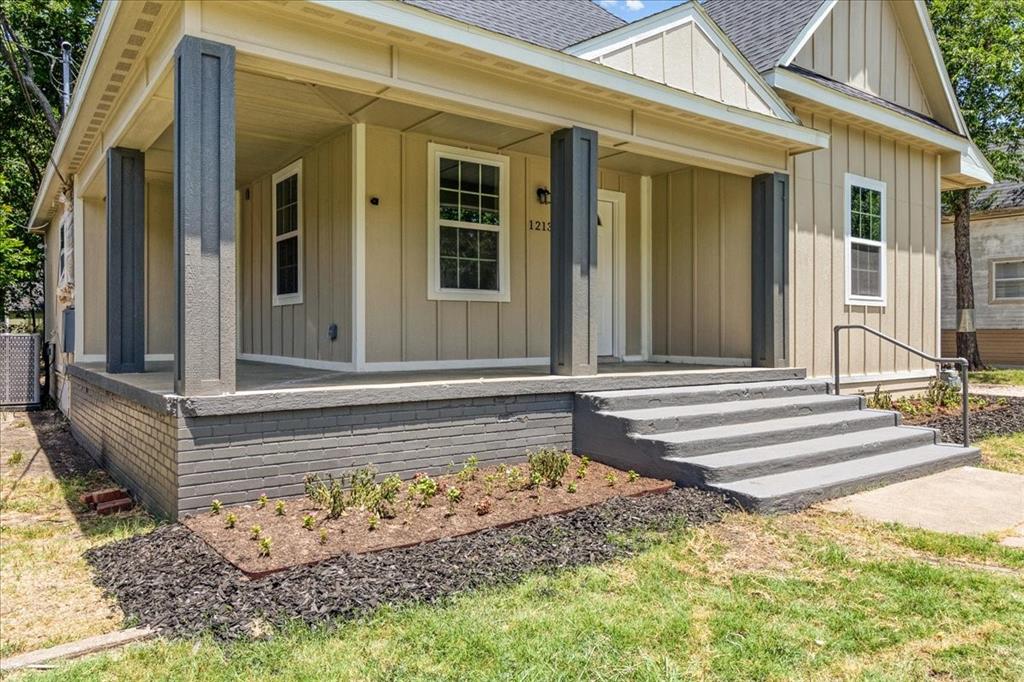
[272,159,302,306]
[991,259,1024,302]
[844,173,887,306]
[428,143,510,302]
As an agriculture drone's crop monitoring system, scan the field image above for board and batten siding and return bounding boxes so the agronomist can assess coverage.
[650,167,752,360]
[792,0,932,117]
[362,127,644,363]
[788,107,939,379]
[237,128,353,364]
[80,180,174,357]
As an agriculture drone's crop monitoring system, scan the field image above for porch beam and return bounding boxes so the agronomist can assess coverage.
[173,35,236,395]
[751,172,789,368]
[550,126,598,376]
[105,147,146,374]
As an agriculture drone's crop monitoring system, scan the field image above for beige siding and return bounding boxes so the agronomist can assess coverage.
[238,128,353,363]
[793,0,932,116]
[596,20,774,116]
[650,167,752,359]
[787,107,940,378]
[145,180,174,355]
[82,197,106,356]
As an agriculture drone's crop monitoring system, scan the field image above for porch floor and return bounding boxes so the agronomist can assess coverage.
[68,360,806,417]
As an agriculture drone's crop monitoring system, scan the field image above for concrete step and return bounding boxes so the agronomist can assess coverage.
[667,425,938,483]
[637,409,898,458]
[713,444,981,513]
[578,379,829,412]
[599,393,863,434]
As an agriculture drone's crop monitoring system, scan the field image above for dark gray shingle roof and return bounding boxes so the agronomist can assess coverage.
[783,65,961,136]
[975,180,1024,213]
[701,0,825,73]
[402,0,625,51]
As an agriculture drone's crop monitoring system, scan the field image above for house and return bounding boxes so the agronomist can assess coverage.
[940,180,1024,366]
[28,0,991,518]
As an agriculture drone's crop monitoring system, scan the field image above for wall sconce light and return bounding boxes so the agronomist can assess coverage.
[536,187,551,205]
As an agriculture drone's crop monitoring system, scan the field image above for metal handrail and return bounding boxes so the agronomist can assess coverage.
[833,324,970,447]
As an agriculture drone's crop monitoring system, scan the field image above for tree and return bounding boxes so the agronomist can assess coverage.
[929,0,1024,369]
[0,0,98,324]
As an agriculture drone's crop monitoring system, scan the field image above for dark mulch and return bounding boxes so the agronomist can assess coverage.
[86,487,729,640]
[917,396,1024,444]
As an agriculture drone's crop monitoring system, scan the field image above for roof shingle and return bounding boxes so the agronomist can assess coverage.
[701,0,825,73]
[402,0,625,51]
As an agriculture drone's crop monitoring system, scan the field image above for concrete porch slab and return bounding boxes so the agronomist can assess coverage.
[821,466,1024,536]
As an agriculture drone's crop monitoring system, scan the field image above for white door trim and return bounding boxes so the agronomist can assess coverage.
[598,188,627,360]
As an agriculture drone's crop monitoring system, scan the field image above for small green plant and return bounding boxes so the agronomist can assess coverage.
[7,450,24,466]
[456,455,480,483]
[627,470,640,483]
[302,513,316,530]
[528,448,571,487]
[866,385,894,410]
[318,528,328,545]
[576,456,590,479]
[250,524,262,540]
[305,473,348,519]
[210,499,223,515]
[367,513,380,530]
[567,482,577,494]
[275,500,286,516]
[409,473,439,507]
[483,472,500,496]
[257,494,268,510]
[604,472,617,487]
[225,512,237,529]
[258,537,272,557]
[505,467,527,492]
[925,377,961,408]
[530,471,544,489]
[445,487,463,516]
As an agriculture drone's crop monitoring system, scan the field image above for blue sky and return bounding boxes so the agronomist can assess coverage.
[595,0,685,21]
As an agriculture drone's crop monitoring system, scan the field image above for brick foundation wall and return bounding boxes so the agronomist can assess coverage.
[176,393,573,516]
[69,376,178,518]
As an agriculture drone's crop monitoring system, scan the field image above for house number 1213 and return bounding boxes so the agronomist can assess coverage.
[528,220,551,232]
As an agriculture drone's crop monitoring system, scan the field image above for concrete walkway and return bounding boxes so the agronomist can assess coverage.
[822,466,1024,545]
[974,384,1024,398]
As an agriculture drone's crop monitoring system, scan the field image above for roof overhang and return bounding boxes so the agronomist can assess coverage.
[767,67,992,188]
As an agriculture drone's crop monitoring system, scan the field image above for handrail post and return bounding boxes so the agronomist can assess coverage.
[833,325,841,396]
[961,361,970,448]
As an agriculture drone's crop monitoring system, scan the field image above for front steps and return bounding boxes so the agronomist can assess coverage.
[574,379,980,513]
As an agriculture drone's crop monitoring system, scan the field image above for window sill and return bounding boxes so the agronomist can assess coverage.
[428,289,510,303]
[845,297,887,308]
[273,294,304,307]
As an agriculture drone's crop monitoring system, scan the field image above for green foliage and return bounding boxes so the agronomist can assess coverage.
[257,494,268,510]
[367,513,380,531]
[257,537,271,557]
[576,456,590,480]
[866,385,894,410]
[528,448,571,487]
[302,514,315,530]
[408,473,439,507]
[970,369,1024,386]
[925,377,961,408]
[456,456,479,483]
[566,482,577,494]
[627,470,640,483]
[305,473,347,519]
[224,512,237,530]
[210,500,223,515]
[6,450,24,466]
[249,524,262,541]
[444,486,462,516]
[318,528,328,545]
[305,468,402,519]
[604,472,617,487]
[274,500,286,516]
[504,467,527,492]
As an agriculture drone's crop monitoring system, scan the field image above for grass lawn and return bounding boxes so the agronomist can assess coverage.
[977,432,1024,475]
[18,510,1024,681]
[970,368,1024,387]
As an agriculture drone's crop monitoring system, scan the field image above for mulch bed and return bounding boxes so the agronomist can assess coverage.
[911,395,1024,444]
[85,487,729,639]
[186,456,671,575]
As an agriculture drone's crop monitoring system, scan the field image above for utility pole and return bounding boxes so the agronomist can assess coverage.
[60,40,71,115]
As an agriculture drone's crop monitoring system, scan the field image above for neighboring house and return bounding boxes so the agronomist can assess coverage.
[941,181,1024,366]
[26,0,991,518]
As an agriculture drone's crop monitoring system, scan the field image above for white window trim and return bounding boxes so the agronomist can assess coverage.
[844,172,887,307]
[427,143,510,303]
[272,159,303,307]
[991,257,1024,303]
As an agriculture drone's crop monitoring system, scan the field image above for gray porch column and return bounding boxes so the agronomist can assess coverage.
[106,147,145,374]
[550,126,598,376]
[751,172,789,368]
[173,36,236,395]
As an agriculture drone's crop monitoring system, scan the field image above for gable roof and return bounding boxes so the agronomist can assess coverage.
[975,180,1024,214]
[401,0,624,51]
[701,0,827,73]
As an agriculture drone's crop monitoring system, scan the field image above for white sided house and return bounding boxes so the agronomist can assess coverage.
[30,0,992,518]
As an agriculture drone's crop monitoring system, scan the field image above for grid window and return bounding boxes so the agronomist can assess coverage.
[845,174,886,304]
[993,259,1024,300]
[272,160,302,305]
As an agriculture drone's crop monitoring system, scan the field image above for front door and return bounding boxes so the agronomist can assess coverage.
[596,197,616,357]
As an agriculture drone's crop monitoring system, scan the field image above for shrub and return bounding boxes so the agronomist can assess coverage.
[866,385,894,410]
[302,513,316,530]
[528,448,571,487]
[225,512,237,529]
[505,467,527,492]
[210,499,223,515]
[627,470,640,483]
[257,494,268,510]
[318,528,328,545]
[363,474,402,519]
[926,377,961,408]
[258,537,272,557]
[367,513,380,530]
[409,473,439,507]
[305,473,348,519]
[576,456,590,479]
[456,456,479,483]
[349,466,377,506]
[250,524,262,540]
[604,472,617,487]
[445,487,462,516]
[475,497,492,515]
[566,482,577,494]
[275,500,286,516]
[483,472,500,496]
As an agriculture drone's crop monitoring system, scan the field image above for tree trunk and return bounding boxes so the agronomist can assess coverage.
[952,189,984,370]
